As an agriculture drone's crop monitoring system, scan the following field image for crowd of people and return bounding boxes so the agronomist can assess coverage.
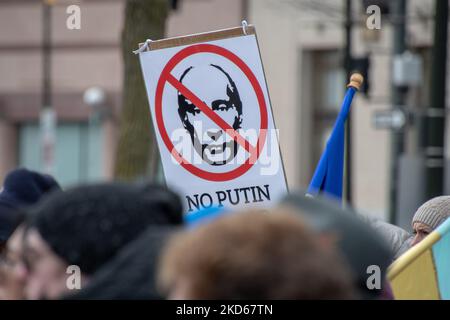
[0,168,449,300]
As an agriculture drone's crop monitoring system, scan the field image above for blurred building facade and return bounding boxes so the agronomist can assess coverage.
[0,0,244,187]
[251,0,447,221]
[0,0,124,187]
[0,0,447,221]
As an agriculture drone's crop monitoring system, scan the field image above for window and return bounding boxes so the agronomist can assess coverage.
[311,50,345,168]
[19,122,103,187]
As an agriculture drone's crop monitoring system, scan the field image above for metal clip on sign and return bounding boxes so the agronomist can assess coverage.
[133,39,153,55]
[242,20,248,35]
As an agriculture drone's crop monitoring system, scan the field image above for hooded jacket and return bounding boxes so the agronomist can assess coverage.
[359,215,412,260]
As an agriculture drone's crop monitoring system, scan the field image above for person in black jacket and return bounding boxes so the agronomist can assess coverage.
[0,168,61,247]
[22,182,183,300]
[0,168,61,300]
[64,225,178,300]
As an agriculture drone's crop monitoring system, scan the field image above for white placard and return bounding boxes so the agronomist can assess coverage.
[138,28,288,213]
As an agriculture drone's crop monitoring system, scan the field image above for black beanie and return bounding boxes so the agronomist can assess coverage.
[0,168,61,242]
[0,168,61,206]
[27,182,183,275]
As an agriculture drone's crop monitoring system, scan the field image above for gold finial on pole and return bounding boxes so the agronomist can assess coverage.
[347,73,364,91]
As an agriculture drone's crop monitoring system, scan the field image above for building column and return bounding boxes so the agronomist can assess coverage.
[0,120,18,182]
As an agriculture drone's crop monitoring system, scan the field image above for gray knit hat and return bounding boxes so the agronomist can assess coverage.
[412,196,450,230]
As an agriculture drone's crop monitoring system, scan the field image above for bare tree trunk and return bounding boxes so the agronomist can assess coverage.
[114,0,168,181]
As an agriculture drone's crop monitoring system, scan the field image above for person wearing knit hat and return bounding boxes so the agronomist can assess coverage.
[22,182,183,300]
[410,196,450,246]
[0,168,61,300]
[0,168,61,244]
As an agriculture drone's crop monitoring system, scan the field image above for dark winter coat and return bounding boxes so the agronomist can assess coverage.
[63,226,178,300]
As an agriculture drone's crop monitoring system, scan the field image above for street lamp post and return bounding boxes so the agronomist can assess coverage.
[389,0,407,224]
[82,86,106,181]
[41,0,56,175]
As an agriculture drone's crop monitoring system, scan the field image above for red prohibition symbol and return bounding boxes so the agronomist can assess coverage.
[154,43,268,182]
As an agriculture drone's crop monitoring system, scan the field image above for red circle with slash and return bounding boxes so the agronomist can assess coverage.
[155,43,268,181]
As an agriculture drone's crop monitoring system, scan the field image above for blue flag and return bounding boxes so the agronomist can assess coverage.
[184,206,227,228]
[307,77,361,200]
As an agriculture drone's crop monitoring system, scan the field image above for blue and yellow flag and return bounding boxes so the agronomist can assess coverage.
[388,217,450,299]
[307,73,363,200]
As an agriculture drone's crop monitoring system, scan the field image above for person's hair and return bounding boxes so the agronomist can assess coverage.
[158,208,357,299]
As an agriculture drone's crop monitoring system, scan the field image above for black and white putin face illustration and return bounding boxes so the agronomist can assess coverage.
[177,64,243,166]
